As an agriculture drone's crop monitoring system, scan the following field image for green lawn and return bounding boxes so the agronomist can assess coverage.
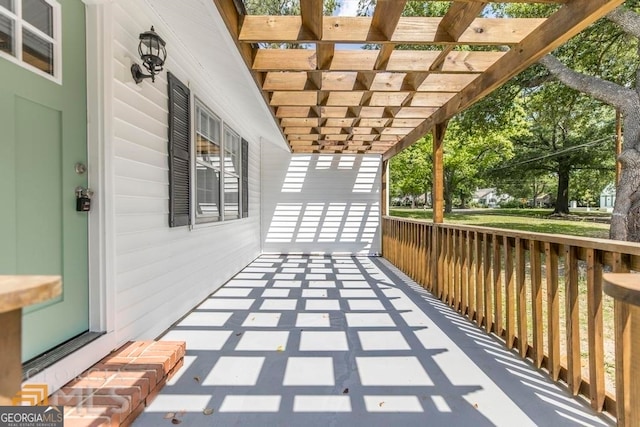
[389,208,611,239]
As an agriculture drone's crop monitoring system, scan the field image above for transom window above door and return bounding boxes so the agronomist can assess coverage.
[0,0,61,80]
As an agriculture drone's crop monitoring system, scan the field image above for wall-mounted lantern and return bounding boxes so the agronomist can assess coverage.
[130,26,167,84]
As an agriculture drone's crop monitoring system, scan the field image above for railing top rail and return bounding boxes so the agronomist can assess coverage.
[382,215,640,256]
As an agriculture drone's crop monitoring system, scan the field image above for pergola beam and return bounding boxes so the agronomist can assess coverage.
[300,0,323,40]
[383,0,625,160]
[252,50,505,73]
[371,0,408,40]
[438,2,488,42]
[213,0,622,156]
[239,17,545,45]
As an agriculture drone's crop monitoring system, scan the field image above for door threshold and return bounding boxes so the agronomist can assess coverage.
[22,331,104,380]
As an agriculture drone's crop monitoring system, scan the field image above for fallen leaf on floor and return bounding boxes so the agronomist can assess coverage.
[171,418,182,425]
[276,345,284,352]
[164,413,175,419]
[342,388,349,394]
[379,402,385,407]
[474,403,479,409]
[203,408,214,415]
[193,376,200,383]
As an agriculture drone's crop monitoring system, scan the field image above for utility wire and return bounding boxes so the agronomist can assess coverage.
[491,135,613,172]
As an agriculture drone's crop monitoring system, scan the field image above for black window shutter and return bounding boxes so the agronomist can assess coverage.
[168,72,191,227]
[242,138,249,218]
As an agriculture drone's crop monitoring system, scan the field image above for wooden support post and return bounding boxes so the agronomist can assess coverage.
[0,309,21,405]
[431,122,447,298]
[603,273,640,427]
[432,121,447,224]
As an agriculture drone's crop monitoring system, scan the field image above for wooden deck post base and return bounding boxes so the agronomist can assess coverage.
[603,273,640,426]
[0,275,62,406]
[0,309,22,405]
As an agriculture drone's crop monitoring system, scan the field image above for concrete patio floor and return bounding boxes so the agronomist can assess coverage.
[133,255,613,427]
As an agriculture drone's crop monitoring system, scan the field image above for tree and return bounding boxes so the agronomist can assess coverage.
[505,2,640,239]
[492,82,615,214]
[440,120,517,212]
[389,137,432,207]
[245,0,340,15]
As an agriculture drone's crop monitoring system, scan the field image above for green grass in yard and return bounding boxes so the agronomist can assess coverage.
[389,208,610,239]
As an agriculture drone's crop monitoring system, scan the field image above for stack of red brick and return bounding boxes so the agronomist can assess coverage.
[50,340,186,426]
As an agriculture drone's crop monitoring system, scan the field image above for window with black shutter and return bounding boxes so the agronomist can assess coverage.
[167,72,191,227]
[242,138,249,218]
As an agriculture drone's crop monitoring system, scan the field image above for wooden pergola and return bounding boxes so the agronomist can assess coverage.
[213,0,622,219]
[213,0,621,155]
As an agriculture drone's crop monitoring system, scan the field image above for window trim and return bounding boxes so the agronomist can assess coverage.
[222,124,242,221]
[0,0,62,83]
[194,98,223,224]
[192,97,246,225]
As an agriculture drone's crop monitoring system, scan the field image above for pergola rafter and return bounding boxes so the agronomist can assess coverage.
[212,0,623,156]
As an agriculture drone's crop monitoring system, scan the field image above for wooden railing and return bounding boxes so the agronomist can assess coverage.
[382,216,640,423]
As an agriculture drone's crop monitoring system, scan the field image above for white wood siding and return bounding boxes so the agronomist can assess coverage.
[261,145,382,255]
[110,0,267,344]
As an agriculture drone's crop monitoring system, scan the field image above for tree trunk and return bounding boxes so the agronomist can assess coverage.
[444,181,453,213]
[445,196,453,213]
[554,165,570,215]
[611,105,640,240]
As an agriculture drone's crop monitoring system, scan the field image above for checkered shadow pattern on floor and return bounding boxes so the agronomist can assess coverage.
[133,255,613,427]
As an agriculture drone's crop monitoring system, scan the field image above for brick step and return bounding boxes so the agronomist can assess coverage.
[50,340,185,427]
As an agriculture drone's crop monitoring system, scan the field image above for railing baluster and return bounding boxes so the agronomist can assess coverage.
[469,231,476,322]
[587,248,605,411]
[493,234,503,337]
[531,240,543,368]
[426,224,432,292]
[565,245,581,395]
[461,230,469,316]
[440,227,445,301]
[545,242,560,381]
[484,233,492,333]
[505,236,515,349]
[476,232,484,328]
[516,237,527,358]
[451,229,456,308]
[432,226,440,296]
[455,229,462,312]
[415,223,420,281]
[444,228,451,305]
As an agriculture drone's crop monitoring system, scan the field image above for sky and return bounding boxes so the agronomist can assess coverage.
[335,0,360,16]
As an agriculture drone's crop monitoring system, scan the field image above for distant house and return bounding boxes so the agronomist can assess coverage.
[600,183,616,211]
[532,193,553,208]
[472,188,511,207]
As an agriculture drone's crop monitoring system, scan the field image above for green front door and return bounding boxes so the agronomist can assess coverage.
[0,0,89,362]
